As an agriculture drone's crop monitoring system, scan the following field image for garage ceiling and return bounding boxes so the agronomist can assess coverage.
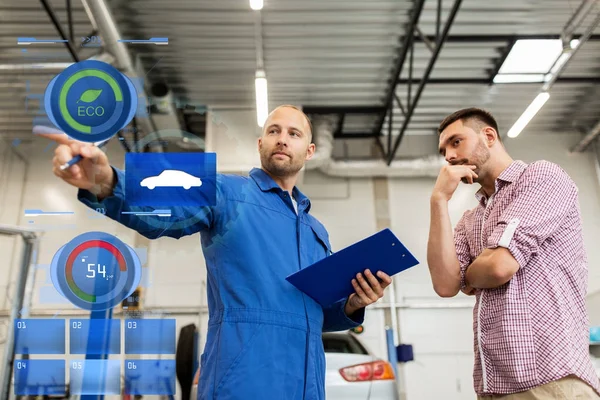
[0,0,599,160]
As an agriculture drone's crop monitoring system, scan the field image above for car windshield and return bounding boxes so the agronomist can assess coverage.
[322,334,368,355]
[161,170,177,175]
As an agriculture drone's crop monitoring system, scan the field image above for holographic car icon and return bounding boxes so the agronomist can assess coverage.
[140,170,202,190]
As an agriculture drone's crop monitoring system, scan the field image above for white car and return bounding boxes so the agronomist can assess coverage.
[140,169,202,190]
[191,331,398,400]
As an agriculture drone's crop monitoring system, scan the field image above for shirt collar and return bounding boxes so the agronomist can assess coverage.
[249,168,312,212]
[475,160,528,203]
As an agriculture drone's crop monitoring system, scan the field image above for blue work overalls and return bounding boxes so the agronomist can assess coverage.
[78,167,364,399]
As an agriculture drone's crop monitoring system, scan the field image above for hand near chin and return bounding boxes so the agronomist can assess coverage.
[432,164,478,201]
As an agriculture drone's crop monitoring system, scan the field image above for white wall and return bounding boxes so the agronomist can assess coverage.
[1,113,599,400]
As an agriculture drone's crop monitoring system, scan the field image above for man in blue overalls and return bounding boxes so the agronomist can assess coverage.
[43,105,393,399]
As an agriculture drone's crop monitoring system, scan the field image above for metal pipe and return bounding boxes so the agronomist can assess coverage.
[372,0,427,136]
[542,11,600,92]
[387,0,463,165]
[415,25,435,53]
[387,100,393,158]
[0,239,34,400]
[20,240,40,320]
[561,0,599,44]
[571,119,600,152]
[80,0,98,31]
[66,0,74,43]
[389,281,399,344]
[81,0,133,72]
[81,0,164,151]
[39,0,80,62]
[436,0,442,39]
[0,224,41,236]
[254,11,265,70]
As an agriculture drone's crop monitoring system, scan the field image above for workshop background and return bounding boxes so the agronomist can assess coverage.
[1,0,600,399]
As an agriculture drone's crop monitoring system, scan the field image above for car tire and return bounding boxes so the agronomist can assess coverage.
[183,186,190,190]
[148,185,155,190]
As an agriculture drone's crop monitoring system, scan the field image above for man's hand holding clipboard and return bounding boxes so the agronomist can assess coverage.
[286,229,420,309]
[344,269,393,316]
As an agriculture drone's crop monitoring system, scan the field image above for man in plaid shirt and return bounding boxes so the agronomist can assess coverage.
[427,107,600,399]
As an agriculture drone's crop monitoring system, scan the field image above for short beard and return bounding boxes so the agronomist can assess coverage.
[470,140,491,181]
[259,148,303,177]
[451,139,490,182]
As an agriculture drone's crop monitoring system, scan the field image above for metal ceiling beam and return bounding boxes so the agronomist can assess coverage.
[487,38,517,84]
[372,0,427,139]
[396,77,600,84]
[39,0,80,62]
[304,106,386,114]
[386,0,463,165]
[415,34,600,43]
[571,120,600,152]
[561,0,599,43]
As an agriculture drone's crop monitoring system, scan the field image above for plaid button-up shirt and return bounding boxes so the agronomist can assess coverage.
[455,160,600,396]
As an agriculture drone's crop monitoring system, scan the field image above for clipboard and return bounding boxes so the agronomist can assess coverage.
[285,228,419,307]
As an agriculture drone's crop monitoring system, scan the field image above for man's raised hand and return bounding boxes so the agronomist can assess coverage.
[36,127,114,196]
[432,164,478,202]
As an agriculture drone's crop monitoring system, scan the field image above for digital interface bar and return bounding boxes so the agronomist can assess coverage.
[24,209,75,217]
[124,319,176,354]
[121,210,172,217]
[17,37,69,45]
[124,360,176,395]
[14,319,65,354]
[118,37,169,45]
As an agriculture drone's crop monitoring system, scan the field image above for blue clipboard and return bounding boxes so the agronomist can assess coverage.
[285,228,419,307]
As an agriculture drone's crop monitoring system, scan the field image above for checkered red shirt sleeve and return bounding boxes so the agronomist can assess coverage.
[487,162,578,268]
[454,215,472,289]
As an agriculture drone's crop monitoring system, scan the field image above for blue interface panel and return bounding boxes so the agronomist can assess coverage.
[124,359,176,395]
[124,319,176,354]
[14,319,65,354]
[13,360,66,396]
[69,359,121,395]
[69,319,121,354]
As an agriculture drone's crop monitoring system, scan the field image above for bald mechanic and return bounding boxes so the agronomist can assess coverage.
[41,105,393,400]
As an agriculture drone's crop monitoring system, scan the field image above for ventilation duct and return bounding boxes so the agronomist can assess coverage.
[82,0,182,150]
[306,115,445,178]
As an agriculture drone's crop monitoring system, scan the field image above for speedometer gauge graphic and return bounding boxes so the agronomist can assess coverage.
[50,232,141,311]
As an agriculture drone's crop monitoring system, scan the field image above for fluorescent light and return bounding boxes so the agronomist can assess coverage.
[507,92,550,138]
[250,0,263,10]
[570,39,580,49]
[255,69,268,127]
[498,40,563,74]
[0,62,73,70]
[493,74,546,83]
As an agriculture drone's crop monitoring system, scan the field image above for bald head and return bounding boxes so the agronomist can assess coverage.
[264,105,313,142]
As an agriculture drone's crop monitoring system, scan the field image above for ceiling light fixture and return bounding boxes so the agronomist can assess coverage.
[570,39,580,49]
[493,74,546,83]
[494,39,564,83]
[255,69,268,127]
[250,0,263,10]
[507,92,550,138]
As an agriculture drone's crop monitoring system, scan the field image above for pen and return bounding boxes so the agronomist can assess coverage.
[59,140,109,171]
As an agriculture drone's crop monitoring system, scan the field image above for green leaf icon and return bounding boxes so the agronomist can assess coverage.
[77,89,102,103]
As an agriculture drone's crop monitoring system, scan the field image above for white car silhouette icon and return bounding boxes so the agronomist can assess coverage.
[140,170,202,190]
